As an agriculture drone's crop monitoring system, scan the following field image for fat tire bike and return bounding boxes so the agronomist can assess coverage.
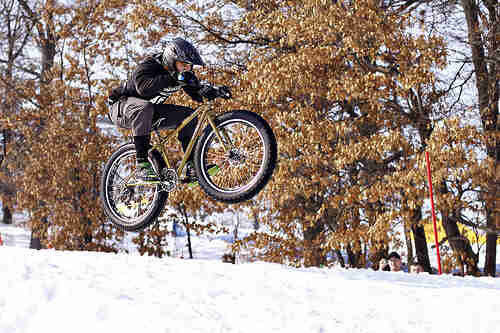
[100,94,277,231]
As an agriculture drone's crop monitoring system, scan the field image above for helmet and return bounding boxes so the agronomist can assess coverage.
[162,38,205,72]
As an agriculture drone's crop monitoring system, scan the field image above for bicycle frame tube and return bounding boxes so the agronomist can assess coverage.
[150,101,230,177]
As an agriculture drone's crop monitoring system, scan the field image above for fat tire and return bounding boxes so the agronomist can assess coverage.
[194,110,277,203]
[100,143,168,231]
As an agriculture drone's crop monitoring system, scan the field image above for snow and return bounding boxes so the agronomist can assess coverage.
[1,247,500,333]
[0,224,30,249]
[1,223,500,333]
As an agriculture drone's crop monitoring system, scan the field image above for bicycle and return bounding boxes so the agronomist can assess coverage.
[100,89,277,231]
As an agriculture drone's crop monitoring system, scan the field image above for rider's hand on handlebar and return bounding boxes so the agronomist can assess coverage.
[217,85,232,99]
[199,84,233,101]
[199,85,219,101]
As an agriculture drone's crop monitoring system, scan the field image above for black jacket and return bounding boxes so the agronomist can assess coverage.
[110,55,203,103]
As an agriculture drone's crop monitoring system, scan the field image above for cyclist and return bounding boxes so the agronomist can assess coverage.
[107,37,230,183]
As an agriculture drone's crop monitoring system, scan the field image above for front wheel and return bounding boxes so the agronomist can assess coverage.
[194,110,277,203]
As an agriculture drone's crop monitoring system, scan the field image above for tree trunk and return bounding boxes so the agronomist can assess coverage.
[0,4,26,226]
[409,208,432,273]
[485,231,497,277]
[484,127,498,276]
[29,217,47,250]
[335,249,345,268]
[346,243,363,268]
[411,224,432,273]
[19,0,57,249]
[303,222,325,267]
[460,0,499,277]
[442,213,479,275]
[484,0,499,277]
[403,221,414,265]
[29,234,42,250]
[440,182,479,275]
[185,221,193,259]
[2,204,12,224]
[180,205,193,259]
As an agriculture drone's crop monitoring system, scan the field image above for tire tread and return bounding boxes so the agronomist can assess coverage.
[194,110,277,203]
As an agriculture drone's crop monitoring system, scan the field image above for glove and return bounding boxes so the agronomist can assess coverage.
[217,85,232,99]
[199,85,220,101]
[199,85,232,101]
[183,85,204,103]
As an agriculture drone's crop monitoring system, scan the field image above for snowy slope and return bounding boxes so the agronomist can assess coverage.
[0,224,30,249]
[0,219,244,261]
[1,246,500,333]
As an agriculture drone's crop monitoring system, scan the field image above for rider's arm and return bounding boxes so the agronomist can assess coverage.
[177,71,204,103]
[133,57,177,99]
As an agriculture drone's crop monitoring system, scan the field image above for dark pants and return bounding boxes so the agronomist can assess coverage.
[110,97,197,159]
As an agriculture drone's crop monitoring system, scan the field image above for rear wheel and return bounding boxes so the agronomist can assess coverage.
[194,110,277,203]
[100,143,168,231]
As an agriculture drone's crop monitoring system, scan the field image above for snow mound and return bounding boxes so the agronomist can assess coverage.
[1,247,499,333]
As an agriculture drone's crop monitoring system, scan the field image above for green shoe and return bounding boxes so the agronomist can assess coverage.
[136,161,159,181]
[182,162,220,187]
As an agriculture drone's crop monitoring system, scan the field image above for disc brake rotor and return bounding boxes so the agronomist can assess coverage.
[202,121,265,192]
[228,148,246,166]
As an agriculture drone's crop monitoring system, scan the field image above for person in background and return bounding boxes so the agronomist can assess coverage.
[410,262,425,274]
[388,252,404,272]
[378,258,391,271]
[379,251,405,272]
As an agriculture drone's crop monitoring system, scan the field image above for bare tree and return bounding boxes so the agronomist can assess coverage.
[460,0,499,276]
[0,0,35,225]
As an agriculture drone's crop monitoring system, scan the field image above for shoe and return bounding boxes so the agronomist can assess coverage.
[181,162,197,185]
[136,161,160,181]
[182,162,219,187]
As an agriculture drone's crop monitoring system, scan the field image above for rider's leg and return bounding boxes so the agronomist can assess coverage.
[121,97,154,162]
[133,135,151,162]
[152,104,199,183]
[118,97,158,180]
[151,104,218,184]
[151,104,197,160]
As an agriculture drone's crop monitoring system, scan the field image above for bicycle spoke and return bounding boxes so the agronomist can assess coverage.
[201,120,268,192]
[244,144,263,154]
[235,167,246,186]
[106,151,157,220]
[205,151,226,163]
[206,150,225,158]
[135,200,141,218]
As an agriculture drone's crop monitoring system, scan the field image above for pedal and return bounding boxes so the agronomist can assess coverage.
[184,165,220,187]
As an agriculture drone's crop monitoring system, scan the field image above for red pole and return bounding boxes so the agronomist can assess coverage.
[425,152,442,275]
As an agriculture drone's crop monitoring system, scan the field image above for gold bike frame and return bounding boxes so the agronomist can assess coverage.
[150,100,230,177]
[124,100,236,188]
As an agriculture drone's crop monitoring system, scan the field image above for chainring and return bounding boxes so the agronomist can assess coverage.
[159,168,178,192]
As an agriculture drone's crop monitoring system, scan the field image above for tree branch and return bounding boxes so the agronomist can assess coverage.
[456,213,500,235]
[0,59,40,78]
[0,75,41,109]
